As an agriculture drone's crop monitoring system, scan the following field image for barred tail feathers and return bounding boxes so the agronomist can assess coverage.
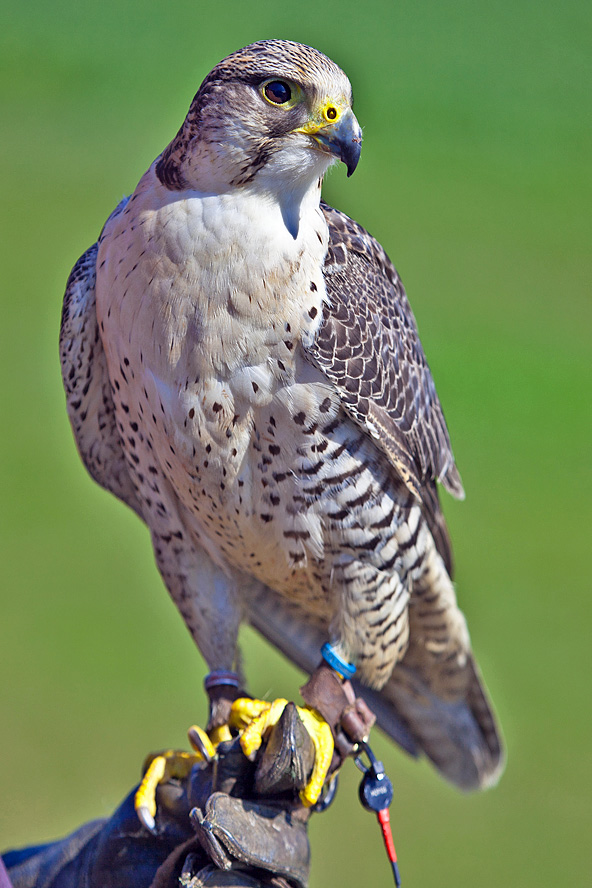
[248,559,503,791]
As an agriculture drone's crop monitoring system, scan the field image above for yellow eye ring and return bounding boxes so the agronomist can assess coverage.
[324,105,338,122]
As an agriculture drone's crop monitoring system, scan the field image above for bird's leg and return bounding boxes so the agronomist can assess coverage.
[229,645,375,808]
[230,696,335,807]
[299,644,376,760]
[204,670,243,744]
[133,677,242,834]
[134,534,246,831]
[135,656,371,830]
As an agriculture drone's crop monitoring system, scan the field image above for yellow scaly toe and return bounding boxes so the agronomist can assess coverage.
[134,748,202,833]
[230,697,334,806]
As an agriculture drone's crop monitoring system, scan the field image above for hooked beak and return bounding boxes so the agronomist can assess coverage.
[298,107,363,177]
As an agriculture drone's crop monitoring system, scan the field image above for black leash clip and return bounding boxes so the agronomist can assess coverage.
[355,742,401,886]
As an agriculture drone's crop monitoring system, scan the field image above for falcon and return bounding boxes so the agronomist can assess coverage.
[60,39,503,819]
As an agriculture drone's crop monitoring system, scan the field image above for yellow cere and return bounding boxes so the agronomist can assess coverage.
[294,98,348,135]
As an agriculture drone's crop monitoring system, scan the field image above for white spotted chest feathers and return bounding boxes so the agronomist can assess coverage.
[95,163,330,576]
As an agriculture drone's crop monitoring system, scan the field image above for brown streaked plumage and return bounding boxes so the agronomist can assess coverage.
[60,39,503,792]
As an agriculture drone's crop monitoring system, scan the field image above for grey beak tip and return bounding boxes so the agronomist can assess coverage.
[345,139,362,176]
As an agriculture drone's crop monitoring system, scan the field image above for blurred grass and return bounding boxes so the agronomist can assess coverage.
[0,0,590,885]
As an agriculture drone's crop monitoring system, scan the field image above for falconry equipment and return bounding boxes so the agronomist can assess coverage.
[60,39,503,828]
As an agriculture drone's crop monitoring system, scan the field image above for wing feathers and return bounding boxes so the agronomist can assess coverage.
[60,200,142,517]
[308,203,464,505]
[248,203,501,789]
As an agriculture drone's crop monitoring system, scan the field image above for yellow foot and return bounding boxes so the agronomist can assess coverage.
[134,725,214,832]
[230,697,334,807]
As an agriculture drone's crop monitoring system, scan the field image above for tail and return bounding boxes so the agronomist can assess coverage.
[247,550,504,791]
[356,656,503,790]
[357,542,503,790]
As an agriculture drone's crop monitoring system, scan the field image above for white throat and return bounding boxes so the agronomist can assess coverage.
[180,132,335,239]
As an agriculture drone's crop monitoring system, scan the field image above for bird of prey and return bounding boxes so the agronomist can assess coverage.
[60,39,503,809]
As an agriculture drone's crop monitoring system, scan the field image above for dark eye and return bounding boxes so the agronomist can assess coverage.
[264,80,291,104]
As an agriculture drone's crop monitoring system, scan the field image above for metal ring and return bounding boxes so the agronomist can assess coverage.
[204,670,240,691]
[313,774,339,812]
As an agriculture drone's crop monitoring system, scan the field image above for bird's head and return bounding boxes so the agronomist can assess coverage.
[156,40,362,195]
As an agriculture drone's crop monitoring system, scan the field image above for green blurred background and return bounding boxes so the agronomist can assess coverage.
[1,0,590,884]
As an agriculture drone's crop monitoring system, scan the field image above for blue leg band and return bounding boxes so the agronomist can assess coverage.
[321,643,356,679]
